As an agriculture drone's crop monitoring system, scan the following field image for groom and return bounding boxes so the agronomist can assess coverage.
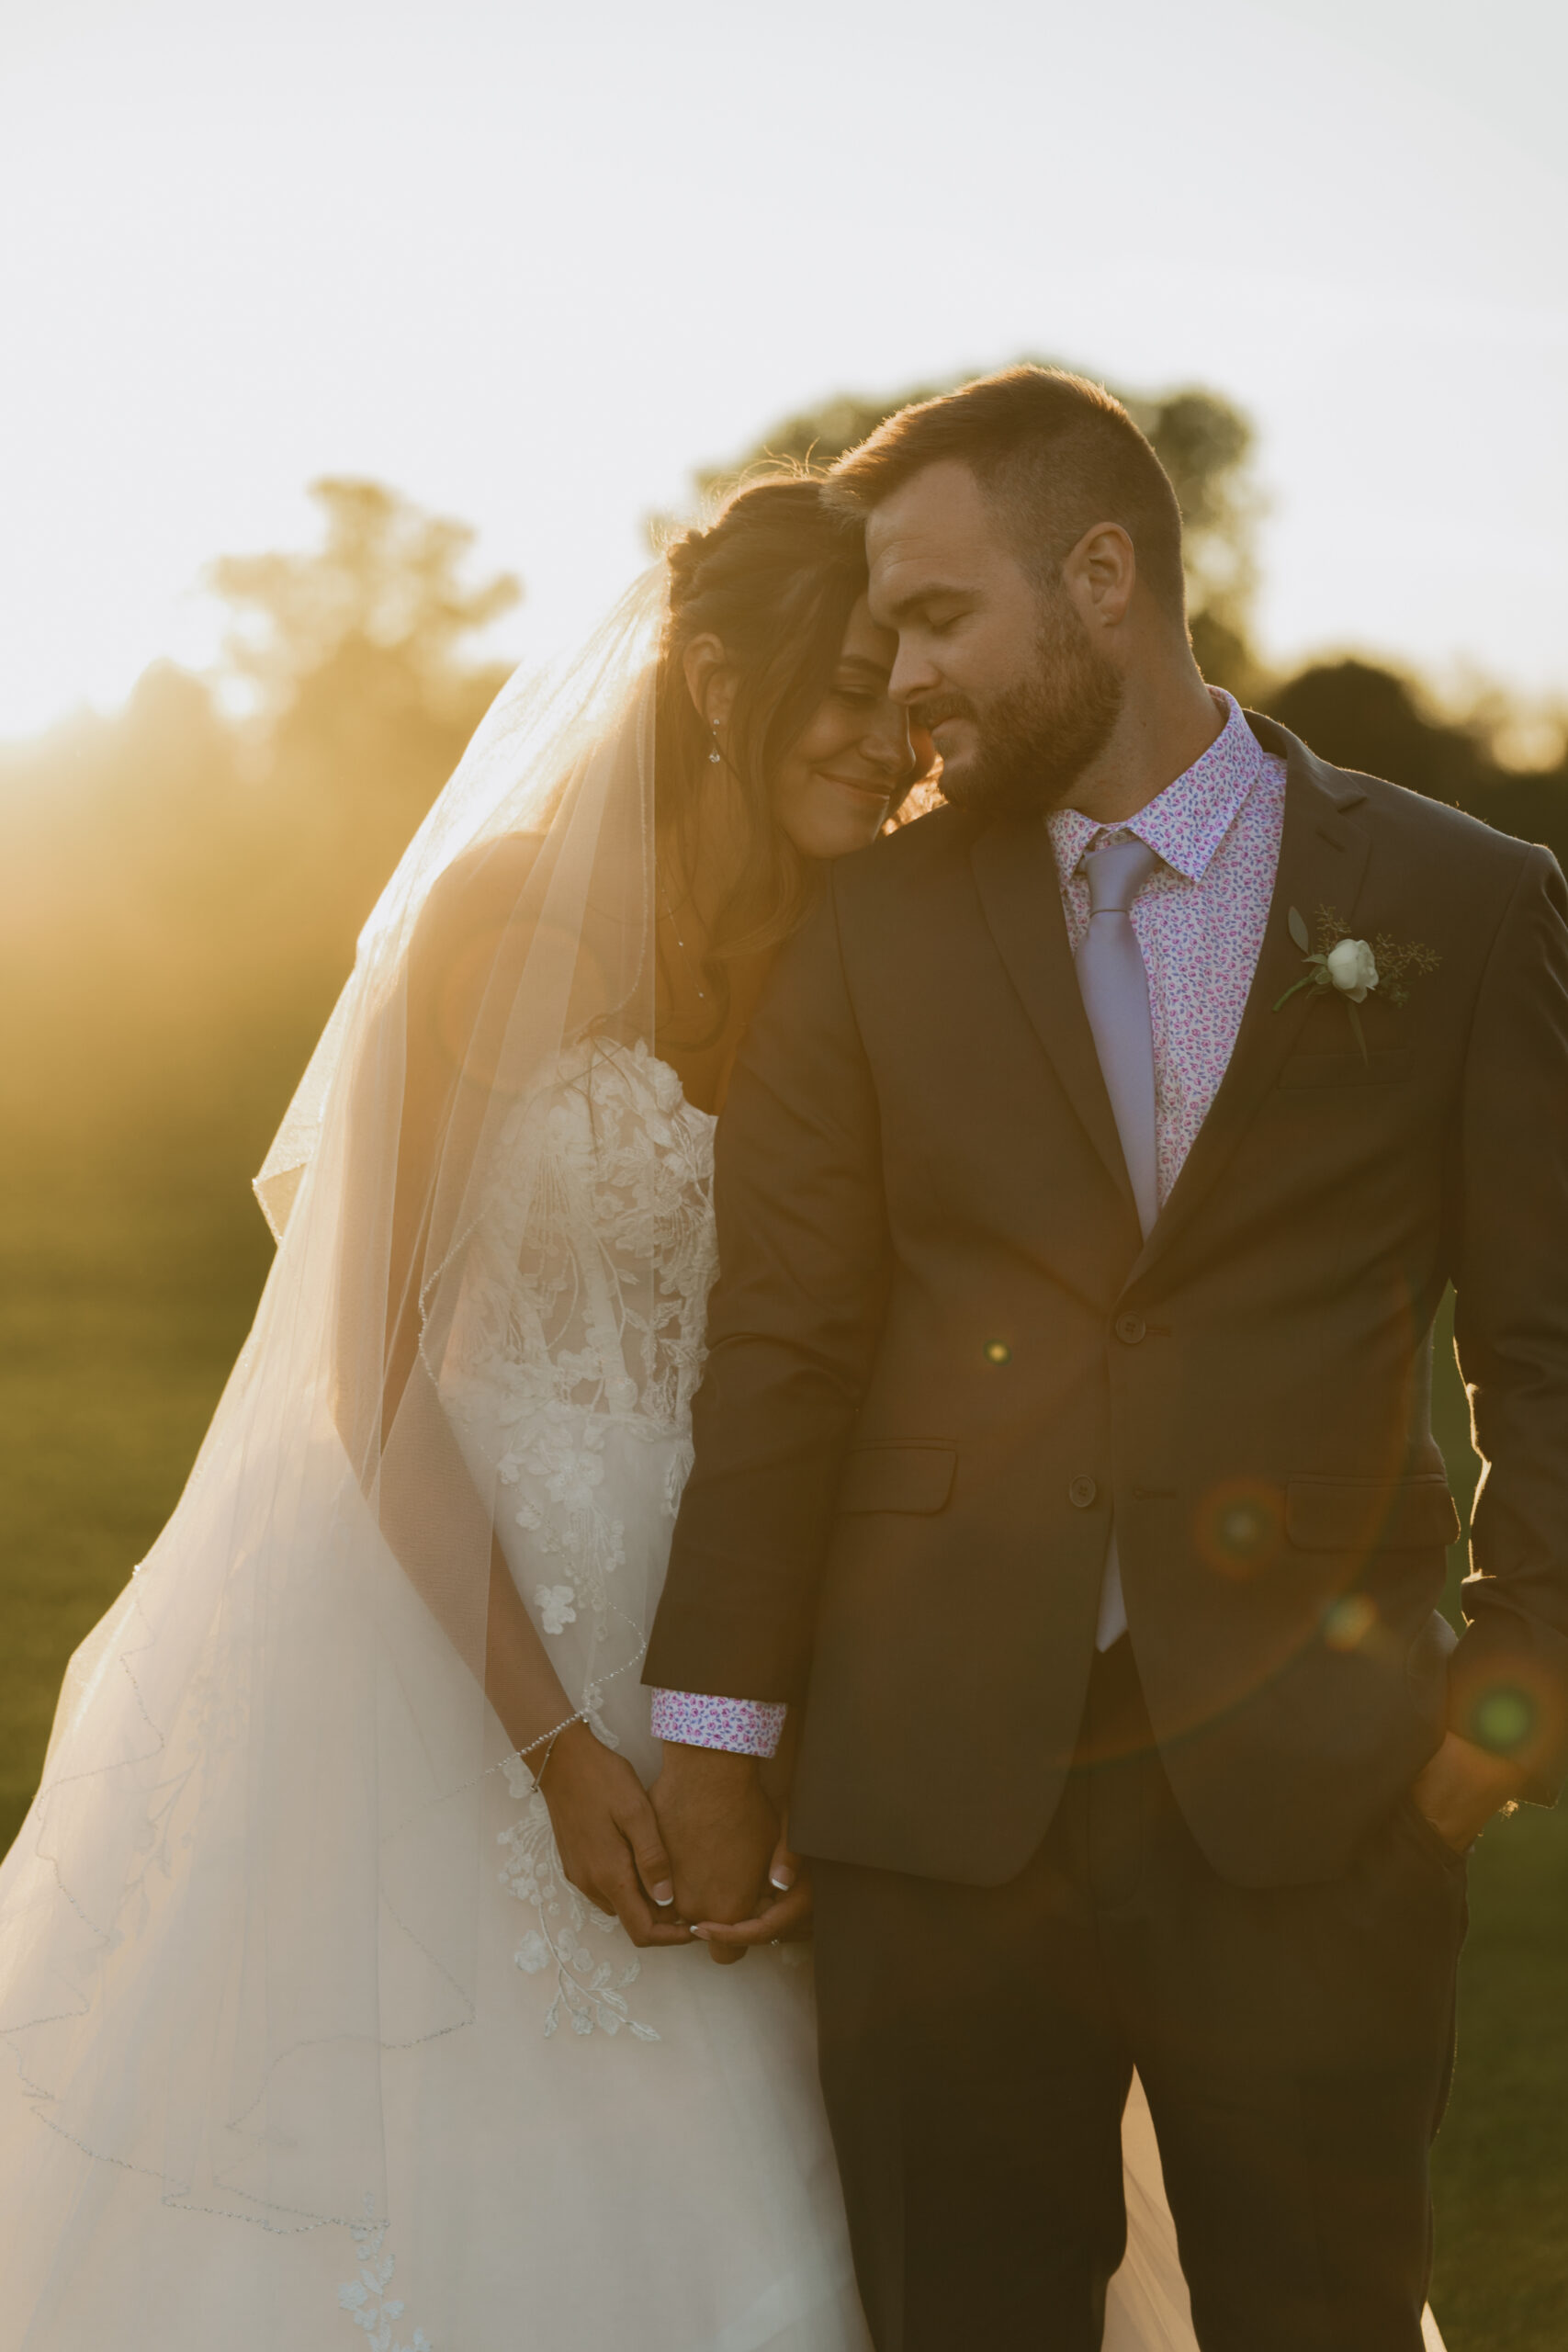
[645,368,1568,2348]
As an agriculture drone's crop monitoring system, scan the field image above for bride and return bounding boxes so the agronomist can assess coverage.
[0,474,1275,2346]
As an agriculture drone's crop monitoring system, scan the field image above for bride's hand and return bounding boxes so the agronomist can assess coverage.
[691,1819,813,1954]
[536,1722,694,1950]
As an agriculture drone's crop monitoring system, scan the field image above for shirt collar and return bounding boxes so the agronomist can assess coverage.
[1047,689,1269,887]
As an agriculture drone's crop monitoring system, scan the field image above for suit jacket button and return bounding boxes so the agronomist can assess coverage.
[1115,1312,1147,1345]
[1068,1476,1098,1510]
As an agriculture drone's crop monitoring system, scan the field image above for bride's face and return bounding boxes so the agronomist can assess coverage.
[770,596,923,860]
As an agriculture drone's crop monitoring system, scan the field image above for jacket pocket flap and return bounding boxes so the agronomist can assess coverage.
[837,1442,957,1516]
[1278,1048,1412,1090]
[1286,1475,1461,1551]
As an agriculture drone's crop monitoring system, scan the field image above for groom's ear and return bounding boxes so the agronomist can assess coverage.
[682,634,740,729]
[1062,522,1137,633]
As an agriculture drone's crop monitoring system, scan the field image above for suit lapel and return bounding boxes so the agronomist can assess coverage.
[968,814,1137,1219]
[1123,719,1371,1288]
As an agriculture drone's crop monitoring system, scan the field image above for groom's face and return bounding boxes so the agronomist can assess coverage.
[864,458,1122,815]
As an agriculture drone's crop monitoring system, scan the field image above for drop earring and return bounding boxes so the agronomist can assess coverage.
[708,723,722,766]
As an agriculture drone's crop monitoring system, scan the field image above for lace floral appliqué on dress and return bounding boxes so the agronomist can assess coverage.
[498,1757,661,2042]
[339,2203,434,2352]
[442,1038,718,2042]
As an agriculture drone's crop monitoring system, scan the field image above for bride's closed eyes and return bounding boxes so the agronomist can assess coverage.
[769,596,919,862]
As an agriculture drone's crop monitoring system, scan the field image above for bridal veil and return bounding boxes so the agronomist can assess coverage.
[0,567,672,2245]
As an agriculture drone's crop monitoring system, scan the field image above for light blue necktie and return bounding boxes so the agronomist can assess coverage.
[1075,835,1160,1648]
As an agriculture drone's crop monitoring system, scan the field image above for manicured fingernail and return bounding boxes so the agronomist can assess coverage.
[690,1926,711,1941]
[770,1867,795,1891]
[652,1883,674,1905]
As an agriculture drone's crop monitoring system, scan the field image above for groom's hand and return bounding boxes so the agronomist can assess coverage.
[650,1747,778,1966]
[692,1818,814,1954]
[1410,1730,1526,1853]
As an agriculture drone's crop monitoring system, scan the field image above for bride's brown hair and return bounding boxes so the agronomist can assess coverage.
[655,474,874,1025]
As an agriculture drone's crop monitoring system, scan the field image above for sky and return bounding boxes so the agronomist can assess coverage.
[1,0,1564,740]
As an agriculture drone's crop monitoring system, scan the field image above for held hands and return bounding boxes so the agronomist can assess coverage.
[650,1746,812,1963]
[1409,1729,1526,1854]
[540,1717,1517,1956]
[691,1817,814,1958]
[535,1721,693,1950]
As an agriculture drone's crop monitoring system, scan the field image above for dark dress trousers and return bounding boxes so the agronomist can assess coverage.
[644,717,1568,2348]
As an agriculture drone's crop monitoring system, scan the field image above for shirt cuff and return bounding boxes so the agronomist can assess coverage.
[649,1689,786,1759]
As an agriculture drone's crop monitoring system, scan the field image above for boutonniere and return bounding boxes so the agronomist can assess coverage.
[1274,905,1440,1063]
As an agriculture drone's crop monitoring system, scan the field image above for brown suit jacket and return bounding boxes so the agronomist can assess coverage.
[644,717,1568,1887]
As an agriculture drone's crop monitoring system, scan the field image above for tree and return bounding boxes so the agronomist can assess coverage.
[210,477,520,726]
[1265,660,1568,870]
[0,481,525,1166]
[1265,662,1493,802]
[678,363,1261,694]
[209,479,524,973]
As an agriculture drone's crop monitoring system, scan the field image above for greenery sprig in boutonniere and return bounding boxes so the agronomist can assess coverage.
[1273,905,1440,1064]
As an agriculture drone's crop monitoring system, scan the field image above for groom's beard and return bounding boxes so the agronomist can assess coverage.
[919,594,1124,818]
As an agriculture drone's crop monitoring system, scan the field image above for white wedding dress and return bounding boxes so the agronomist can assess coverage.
[0,1036,1200,2349]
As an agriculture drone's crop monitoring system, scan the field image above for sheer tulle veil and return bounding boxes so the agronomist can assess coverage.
[0,565,673,2241]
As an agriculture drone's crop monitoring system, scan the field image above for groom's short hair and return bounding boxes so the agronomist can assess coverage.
[829,367,1188,626]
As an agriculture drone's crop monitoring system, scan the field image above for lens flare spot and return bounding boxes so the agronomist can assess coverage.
[1195,1479,1284,1578]
[984,1340,1011,1365]
[1324,1595,1377,1652]
[1471,1686,1537,1757]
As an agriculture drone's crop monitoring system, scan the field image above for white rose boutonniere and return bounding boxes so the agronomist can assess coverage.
[1275,905,1438,1061]
[1324,934,1379,1002]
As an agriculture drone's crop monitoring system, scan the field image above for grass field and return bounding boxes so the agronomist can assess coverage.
[1,1161,1563,2345]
